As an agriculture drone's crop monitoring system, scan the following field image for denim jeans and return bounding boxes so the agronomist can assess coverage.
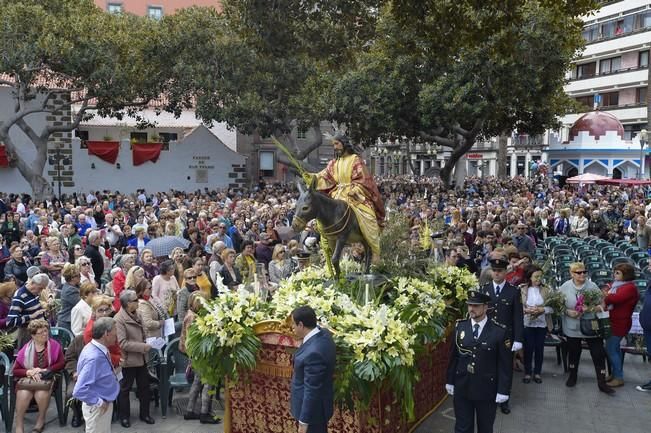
[645,330,651,357]
[605,335,624,380]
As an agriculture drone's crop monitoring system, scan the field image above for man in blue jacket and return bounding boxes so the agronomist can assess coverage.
[290,306,336,433]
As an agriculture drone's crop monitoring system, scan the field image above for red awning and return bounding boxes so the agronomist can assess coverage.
[595,178,651,186]
[0,145,8,167]
[87,141,120,164]
[132,143,162,166]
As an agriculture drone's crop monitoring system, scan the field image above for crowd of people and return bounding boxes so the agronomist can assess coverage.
[0,173,650,432]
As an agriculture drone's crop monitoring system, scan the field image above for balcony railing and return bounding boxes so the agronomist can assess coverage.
[569,64,648,82]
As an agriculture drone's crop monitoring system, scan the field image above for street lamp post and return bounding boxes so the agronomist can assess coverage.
[640,129,648,179]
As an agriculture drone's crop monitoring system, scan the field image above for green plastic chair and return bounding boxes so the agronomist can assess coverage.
[630,251,649,263]
[0,352,12,433]
[634,279,648,294]
[49,327,74,352]
[160,338,191,418]
[591,269,612,282]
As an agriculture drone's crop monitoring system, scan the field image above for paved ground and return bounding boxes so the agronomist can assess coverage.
[414,347,651,433]
[15,347,651,433]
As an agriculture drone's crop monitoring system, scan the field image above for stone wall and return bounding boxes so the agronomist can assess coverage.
[45,92,74,189]
[228,162,248,190]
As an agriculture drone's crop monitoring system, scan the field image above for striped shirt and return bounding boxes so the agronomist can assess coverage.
[7,285,44,329]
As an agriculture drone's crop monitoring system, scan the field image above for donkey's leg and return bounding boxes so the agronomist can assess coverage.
[362,240,372,274]
[332,237,346,278]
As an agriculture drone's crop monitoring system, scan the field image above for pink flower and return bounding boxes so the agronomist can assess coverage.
[575,294,585,313]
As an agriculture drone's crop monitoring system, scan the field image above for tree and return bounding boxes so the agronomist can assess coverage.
[0,0,167,199]
[329,0,596,186]
[161,1,382,172]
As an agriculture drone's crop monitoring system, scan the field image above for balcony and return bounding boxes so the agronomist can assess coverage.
[566,67,648,93]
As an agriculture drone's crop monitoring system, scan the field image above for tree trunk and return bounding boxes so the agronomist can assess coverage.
[497,133,509,178]
[439,137,475,188]
[0,132,52,201]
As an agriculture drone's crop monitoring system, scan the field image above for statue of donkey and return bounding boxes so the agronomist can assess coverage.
[291,178,371,278]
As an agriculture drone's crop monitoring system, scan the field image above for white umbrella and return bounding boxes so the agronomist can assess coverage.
[565,173,610,184]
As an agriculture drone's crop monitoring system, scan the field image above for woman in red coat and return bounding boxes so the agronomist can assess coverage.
[603,263,640,387]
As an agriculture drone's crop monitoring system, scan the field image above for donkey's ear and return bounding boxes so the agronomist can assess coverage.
[296,179,305,194]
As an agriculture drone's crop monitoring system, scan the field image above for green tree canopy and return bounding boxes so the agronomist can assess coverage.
[329,0,596,185]
[0,0,166,198]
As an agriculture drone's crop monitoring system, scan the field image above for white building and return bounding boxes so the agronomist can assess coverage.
[552,0,651,177]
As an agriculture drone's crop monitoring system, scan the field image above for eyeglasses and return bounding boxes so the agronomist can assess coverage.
[96,307,111,313]
[185,276,196,280]
[81,263,90,266]
[74,247,82,251]
[572,271,587,275]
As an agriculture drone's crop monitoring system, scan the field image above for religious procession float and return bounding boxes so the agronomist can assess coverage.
[185,213,476,433]
[186,133,475,432]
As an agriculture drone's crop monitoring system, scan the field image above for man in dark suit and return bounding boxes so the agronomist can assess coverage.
[446,290,512,433]
[290,306,336,433]
[481,256,524,414]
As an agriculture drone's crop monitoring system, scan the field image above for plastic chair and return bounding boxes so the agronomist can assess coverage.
[0,352,12,433]
[603,251,623,265]
[611,256,634,267]
[634,279,648,294]
[630,251,649,262]
[160,338,190,418]
[623,245,644,256]
[8,365,66,427]
[583,255,603,265]
[49,327,74,352]
[591,269,612,282]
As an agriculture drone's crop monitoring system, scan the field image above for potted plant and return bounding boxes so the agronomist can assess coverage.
[150,133,161,143]
[102,135,113,141]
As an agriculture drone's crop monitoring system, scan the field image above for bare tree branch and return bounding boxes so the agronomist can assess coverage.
[14,118,43,145]
[45,100,90,136]
[294,123,323,160]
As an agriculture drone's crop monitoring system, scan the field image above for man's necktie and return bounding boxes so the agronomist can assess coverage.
[495,285,501,297]
[473,324,480,340]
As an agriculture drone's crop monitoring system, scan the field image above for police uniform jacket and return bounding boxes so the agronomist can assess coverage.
[482,281,524,343]
[446,319,512,400]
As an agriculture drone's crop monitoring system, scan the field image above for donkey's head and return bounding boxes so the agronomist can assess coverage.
[292,177,318,232]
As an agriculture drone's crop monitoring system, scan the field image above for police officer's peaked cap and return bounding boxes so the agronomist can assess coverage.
[466,290,491,305]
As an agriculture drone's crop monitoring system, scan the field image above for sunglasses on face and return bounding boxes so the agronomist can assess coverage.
[572,271,587,275]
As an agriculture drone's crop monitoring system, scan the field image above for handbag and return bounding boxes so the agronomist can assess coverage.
[580,312,611,338]
[16,377,53,391]
[580,312,600,337]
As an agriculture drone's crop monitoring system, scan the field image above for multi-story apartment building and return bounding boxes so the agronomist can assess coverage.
[548,0,651,179]
[93,1,222,17]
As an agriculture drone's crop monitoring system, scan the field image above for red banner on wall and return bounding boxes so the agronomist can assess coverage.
[0,145,8,167]
[87,141,120,164]
[132,143,162,166]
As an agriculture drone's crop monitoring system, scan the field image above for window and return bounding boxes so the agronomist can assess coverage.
[640,51,649,68]
[582,24,598,42]
[576,95,595,108]
[158,132,178,151]
[574,62,596,79]
[148,6,163,20]
[599,56,621,74]
[75,130,89,149]
[296,127,307,140]
[130,132,148,147]
[259,151,275,177]
[637,87,647,104]
[601,91,619,107]
[107,3,122,13]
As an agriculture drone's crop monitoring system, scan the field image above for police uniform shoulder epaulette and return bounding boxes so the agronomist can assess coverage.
[456,318,469,323]
[491,319,506,329]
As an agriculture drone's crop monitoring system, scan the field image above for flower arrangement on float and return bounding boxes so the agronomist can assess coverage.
[185,258,478,421]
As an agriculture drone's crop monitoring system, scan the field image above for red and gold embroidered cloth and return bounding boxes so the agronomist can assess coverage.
[226,327,451,433]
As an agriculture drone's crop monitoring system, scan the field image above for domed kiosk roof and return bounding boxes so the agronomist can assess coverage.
[569,110,624,142]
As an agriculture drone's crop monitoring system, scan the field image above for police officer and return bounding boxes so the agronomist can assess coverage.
[481,256,524,414]
[446,290,512,433]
